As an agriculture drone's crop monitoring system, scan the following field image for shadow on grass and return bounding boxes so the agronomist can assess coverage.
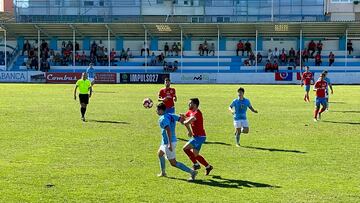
[167,175,280,189]
[93,91,117,94]
[331,110,360,114]
[88,119,130,125]
[242,146,306,154]
[177,138,231,146]
[328,102,346,104]
[322,120,360,125]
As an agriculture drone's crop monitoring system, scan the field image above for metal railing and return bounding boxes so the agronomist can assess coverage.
[13,0,326,23]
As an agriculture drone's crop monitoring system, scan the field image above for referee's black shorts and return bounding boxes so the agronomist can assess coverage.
[79,94,89,104]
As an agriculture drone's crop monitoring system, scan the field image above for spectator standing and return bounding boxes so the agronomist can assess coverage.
[22,40,31,56]
[315,52,322,66]
[257,52,263,64]
[245,41,252,56]
[329,52,335,66]
[347,40,353,55]
[308,40,316,57]
[164,42,170,56]
[317,40,323,55]
[209,43,215,56]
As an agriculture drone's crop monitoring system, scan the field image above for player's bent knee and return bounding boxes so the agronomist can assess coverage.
[169,159,177,167]
[242,128,249,133]
[158,150,164,157]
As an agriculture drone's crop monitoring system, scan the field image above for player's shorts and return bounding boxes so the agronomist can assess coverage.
[159,142,177,160]
[79,94,89,104]
[187,136,206,151]
[89,77,95,83]
[304,85,310,92]
[165,107,175,114]
[234,119,249,129]
[315,97,327,107]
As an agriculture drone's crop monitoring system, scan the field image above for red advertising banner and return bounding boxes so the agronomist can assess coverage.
[95,73,117,84]
[46,72,82,83]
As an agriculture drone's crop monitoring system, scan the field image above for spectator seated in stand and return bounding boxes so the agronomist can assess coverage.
[265,60,273,72]
[120,49,128,62]
[163,61,178,72]
[150,52,157,66]
[302,48,309,62]
[273,60,279,72]
[157,52,165,64]
[280,50,287,65]
[249,52,255,66]
[198,44,204,56]
[126,48,133,59]
[236,40,245,56]
[243,59,250,66]
[315,52,322,66]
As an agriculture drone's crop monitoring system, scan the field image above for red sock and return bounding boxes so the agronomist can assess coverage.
[184,149,197,164]
[196,155,209,167]
[314,109,319,118]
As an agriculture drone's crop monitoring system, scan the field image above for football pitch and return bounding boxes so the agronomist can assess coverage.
[0,84,359,202]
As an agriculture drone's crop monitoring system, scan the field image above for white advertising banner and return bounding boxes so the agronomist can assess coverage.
[171,72,360,84]
[0,71,28,82]
[170,73,217,84]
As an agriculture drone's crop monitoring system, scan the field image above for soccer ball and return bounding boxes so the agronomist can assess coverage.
[143,98,153,108]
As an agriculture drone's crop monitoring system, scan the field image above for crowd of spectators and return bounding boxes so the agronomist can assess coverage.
[0,51,12,66]
[198,40,215,56]
[17,38,358,72]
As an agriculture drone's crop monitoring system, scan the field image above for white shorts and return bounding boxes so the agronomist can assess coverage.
[234,120,249,129]
[89,77,95,83]
[159,142,177,160]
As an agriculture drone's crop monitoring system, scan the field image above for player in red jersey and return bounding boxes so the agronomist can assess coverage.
[181,98,213,175]
[301,66,314,102]
[313,73,328,122]
[158,78,177,114]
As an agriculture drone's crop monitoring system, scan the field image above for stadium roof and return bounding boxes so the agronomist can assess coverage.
[1,22,360,39]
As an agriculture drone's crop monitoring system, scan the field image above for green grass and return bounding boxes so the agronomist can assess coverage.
[0,84,359,202]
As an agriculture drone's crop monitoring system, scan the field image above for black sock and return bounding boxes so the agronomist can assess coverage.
[81,107,85,117]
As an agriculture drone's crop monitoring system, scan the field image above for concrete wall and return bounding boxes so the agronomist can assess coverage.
[4,0,13,13]
[0,0,3,12]
[326,0,359,21]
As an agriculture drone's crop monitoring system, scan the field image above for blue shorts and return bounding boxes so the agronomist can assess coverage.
[187,136,206,151]
[304,85,310,92]
[315,97,327,107]
[165,107,175,114]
